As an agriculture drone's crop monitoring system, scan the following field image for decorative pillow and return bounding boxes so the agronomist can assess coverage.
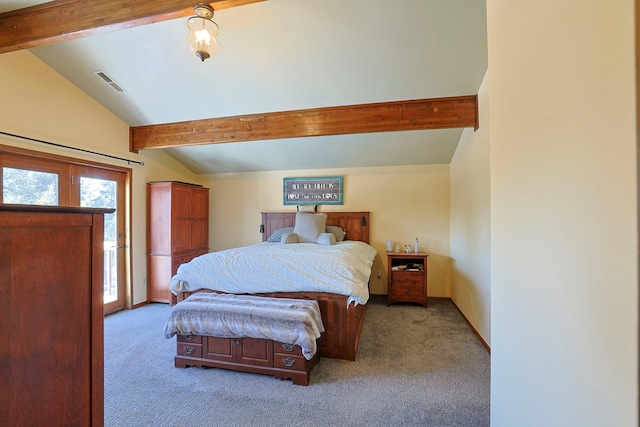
[281,231,299,244]
[266,227,294,242]
[293,212,327,243]
[325,225,346,242]
[267,218,343,244]
[317,232,336,246]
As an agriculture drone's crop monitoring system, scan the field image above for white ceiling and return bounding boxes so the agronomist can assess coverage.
[0,1,42,12]
[2,0,488,174]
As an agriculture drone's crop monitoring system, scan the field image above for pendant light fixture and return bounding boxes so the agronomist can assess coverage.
[187,3,219,62]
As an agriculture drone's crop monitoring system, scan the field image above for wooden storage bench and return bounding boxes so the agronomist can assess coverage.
[165,292,324,386]
[175,334,319,385]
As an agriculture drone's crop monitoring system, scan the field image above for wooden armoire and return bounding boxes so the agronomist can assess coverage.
[0,204,111,427]
[147,181,209,304]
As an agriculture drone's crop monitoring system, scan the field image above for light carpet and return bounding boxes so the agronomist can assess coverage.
[104,297,490,427]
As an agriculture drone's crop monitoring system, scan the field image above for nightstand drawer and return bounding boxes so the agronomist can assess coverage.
[391,282,424,299]
[392,271,423,286]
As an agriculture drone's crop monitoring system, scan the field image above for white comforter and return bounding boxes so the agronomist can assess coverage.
[170,241,377,306]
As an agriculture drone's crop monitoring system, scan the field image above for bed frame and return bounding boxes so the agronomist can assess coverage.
[176,211,371,361]
[259,211,370,244]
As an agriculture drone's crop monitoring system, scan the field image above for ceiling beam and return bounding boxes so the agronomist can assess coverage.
[130,95,479,151]
[0,0,264,54]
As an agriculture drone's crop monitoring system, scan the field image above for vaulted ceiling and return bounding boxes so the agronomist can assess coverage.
[0,0,488,174]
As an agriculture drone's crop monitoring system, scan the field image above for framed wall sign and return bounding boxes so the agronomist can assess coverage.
[283,176,343,205]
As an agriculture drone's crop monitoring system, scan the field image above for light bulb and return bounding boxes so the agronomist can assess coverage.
[187,10,219,62]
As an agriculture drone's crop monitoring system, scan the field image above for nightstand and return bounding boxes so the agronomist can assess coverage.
[387,252,428,307]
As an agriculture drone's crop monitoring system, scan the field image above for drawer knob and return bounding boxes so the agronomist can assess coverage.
[185,334,195,341]
[282,357,296,367]
[184,346,195,355]
[282,343,295,352]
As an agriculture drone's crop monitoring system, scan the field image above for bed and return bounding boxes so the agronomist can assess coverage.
[171,211,374,361]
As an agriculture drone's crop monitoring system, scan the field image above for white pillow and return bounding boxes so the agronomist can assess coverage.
[293,212,327,243]
[325,225,346,242]
[281,231,299,244]
[317,232,336,246]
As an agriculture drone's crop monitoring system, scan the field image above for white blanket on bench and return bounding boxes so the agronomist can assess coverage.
[164,293,324,360]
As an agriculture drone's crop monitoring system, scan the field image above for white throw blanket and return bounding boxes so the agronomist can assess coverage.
[164,293,325,360]
[169,241,377,306]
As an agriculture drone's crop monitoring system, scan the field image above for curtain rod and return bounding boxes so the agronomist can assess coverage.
[0,131,145,166]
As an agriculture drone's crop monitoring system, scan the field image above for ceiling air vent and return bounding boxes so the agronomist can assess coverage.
[95,71,126,93]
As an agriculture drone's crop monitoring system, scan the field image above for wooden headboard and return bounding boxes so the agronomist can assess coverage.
[261,212,370,243]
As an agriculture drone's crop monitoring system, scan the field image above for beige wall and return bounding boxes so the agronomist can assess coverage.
[488,0,638,425]
[0,50,199,306]
[450,71,491,345]
[199,164,452,297]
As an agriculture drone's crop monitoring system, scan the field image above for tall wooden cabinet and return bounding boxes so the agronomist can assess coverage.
[147,181,209,303]
[0,204,111,427]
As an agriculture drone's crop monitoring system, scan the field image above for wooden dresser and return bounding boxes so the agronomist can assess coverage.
[0,204,112,427]
[147,181,209,303]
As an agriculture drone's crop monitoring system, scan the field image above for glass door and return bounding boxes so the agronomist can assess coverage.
[72,166,127,315]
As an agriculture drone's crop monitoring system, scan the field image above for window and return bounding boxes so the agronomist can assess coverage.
[3,167,59,205]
